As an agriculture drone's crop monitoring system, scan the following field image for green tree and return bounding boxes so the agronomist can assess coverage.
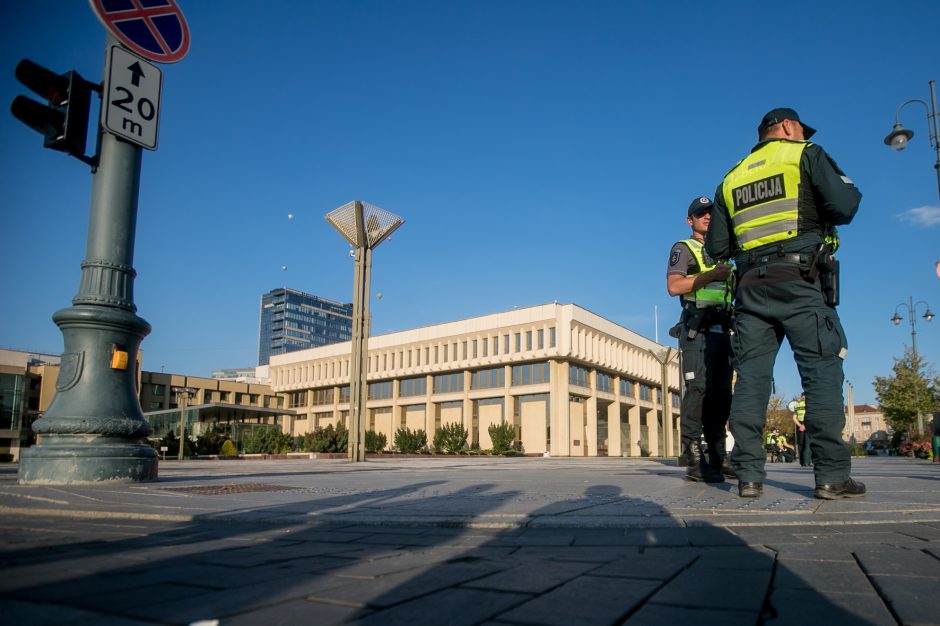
[765,395,795,436]
[487,422,516,453]
[394,427,427,453]
[364,430,387,452]
[195,427,228,455]
[244,425,292,454]
[873,348,940,436]
[303,422,349,453]
[433,422,468,454]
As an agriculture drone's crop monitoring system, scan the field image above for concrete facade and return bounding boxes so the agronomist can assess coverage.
[845,404,891,447]
[0,350,60,462]
[269,303,681,457]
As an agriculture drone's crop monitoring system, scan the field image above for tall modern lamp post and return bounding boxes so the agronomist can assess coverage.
[883,79,940,204]
[890,297,934,435]
[326,201,404,462]
[646,347,678,457]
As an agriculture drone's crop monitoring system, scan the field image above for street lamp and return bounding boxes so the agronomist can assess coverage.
[326,201,404,462]
[646,347,678,457]
[171,386,196,460]
[883,80,940,204]
[890,297,934,435]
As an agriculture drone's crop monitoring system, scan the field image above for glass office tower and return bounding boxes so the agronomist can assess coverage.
[258,288,353,366]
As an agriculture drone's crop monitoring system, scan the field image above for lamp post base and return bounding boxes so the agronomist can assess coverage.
[18,435,158,484]
[17,305,157,485]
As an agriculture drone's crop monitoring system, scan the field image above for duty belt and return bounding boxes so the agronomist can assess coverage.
[736,252,808,275]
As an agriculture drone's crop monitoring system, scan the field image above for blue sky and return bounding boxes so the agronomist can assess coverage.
[1,0,937,406]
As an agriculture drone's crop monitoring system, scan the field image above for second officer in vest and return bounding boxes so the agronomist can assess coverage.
[667,196,734,482]
[705,107,864,499]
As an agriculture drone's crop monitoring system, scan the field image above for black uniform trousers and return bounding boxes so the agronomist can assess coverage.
[795,425,812,466]
[728,262,850,485]
[679,326,732,449]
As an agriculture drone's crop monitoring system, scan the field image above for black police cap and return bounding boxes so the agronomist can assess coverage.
[688,196,713,217]
[758,107,817,139]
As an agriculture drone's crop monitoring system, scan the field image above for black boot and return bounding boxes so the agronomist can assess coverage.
[685,440,724,483]
[708,439,737,479]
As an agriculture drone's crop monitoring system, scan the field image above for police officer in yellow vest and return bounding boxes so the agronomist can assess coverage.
[705,108,865,500]
[791,393,812,466]
[667,196,734,482]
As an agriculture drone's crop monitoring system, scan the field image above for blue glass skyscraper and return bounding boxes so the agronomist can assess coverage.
[258,288,353,366]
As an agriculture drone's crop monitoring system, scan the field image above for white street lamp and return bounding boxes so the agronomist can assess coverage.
[884,80,940,204]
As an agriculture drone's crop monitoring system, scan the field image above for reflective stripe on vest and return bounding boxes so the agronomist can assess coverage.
[722,140,809,251]
[680,238,731,308]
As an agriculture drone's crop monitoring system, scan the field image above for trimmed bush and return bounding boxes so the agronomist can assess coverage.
[244,426,292,454]
[433,422,468,454]
[364,430,387,453]
[848,443,867,457]
[220,439,237,457]
[304,422,349,453]
[488,422,516,453]
[195,428,228,455]
[394,427,427,454]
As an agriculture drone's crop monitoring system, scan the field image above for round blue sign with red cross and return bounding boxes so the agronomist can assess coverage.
[88,0,190,64]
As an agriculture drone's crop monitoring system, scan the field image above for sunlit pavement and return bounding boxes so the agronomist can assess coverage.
[1,456,937,625]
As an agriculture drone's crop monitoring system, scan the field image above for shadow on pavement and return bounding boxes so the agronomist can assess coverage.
[0,478,899,626]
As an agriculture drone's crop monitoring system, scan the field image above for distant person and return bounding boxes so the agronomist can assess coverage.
[777,432,795,463]
[706,107,864,500]
[791,393,812,466]
[765,428,781,463]
[666,196,734,482]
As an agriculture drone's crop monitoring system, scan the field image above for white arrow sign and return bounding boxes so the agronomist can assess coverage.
[103,45,162,150]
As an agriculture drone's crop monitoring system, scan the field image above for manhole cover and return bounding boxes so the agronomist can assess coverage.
[162,483,303,496]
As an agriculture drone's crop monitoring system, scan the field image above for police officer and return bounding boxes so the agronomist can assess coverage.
[765,428,780,463]
[705,107,865,500]
[791,392,812,466]
[667,196,734,482]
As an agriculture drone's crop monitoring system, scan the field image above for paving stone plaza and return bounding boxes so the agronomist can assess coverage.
[1,456,938,625]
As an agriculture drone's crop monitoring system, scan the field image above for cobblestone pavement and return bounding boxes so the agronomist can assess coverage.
[1,456,938,625]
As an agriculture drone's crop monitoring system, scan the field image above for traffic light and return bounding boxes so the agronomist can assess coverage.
[10,59,95,161]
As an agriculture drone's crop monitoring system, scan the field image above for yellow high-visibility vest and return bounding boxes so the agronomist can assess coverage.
[680,238,731,309]
[722,140,808,251]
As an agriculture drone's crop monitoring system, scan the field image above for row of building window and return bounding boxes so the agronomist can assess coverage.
[372,327,556,373]
[300,367,673,408]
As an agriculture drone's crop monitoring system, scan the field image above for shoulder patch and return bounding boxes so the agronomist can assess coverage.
[669,250,680,266]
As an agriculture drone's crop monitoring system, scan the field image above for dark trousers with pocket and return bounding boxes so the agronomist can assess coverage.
[728,262,851,485]
[679,326,733,450]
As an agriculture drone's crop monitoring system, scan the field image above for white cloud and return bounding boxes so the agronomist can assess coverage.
[899,205,940,227]
[898,206,940,226]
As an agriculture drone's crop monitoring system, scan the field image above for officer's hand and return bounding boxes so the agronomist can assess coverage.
[709,263,733,281]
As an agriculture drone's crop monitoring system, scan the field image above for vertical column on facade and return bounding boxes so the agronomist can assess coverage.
[332,385,340,428]
[608,375,623,457]
[549,359,569,457]
[393,378,402,431]
[503,364,512,433]
[424,374,434,439]
[302,386,312,436]
[662,388,673,460]
[647,388,660,456]
[627,403,641,456]
[585,369,598,457]
[462,370,472,446]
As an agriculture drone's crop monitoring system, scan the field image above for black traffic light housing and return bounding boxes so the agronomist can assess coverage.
[11,59,98,165]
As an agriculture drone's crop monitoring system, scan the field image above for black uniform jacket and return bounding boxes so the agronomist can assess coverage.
[705,139,862,262]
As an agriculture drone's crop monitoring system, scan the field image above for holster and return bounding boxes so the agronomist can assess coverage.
[804,243,840,306]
